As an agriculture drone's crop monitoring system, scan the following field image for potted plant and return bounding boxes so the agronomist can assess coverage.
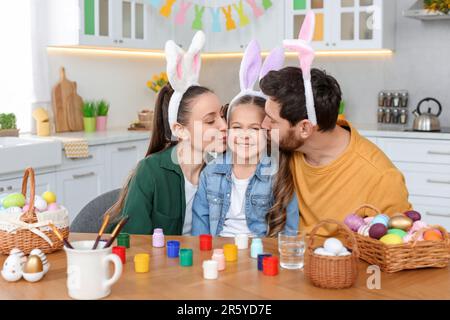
[424,0,450,14]
[95,100,109,132]
[0,113,19,137]
[82,101,96,133]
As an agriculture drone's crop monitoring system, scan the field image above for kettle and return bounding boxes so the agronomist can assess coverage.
[412,97,442,132]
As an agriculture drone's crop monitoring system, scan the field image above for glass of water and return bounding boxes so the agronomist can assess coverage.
[278,231,305,270]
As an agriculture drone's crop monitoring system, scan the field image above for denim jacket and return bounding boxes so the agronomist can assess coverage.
[192,153,300,237]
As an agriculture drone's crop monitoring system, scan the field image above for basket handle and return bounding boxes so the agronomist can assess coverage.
[307,219,360,258]
[20,167,36,221]
[410,225,450,247]
[352,204,381,218]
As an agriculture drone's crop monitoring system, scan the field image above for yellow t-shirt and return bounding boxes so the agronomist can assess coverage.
[291,120,412,237]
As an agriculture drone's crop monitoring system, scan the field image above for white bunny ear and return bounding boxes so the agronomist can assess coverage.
[239,40,262,91]
[165,40,187,92]
[186,31,206,86]
[260,46,285,80]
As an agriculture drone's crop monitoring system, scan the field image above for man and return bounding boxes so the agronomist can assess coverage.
[260,67,412,236]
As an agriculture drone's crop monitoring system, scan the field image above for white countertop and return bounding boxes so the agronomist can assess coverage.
[354,123,450,141]
[22,128,151,147]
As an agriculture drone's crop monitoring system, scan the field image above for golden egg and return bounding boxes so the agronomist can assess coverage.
[388,216,413,231]
[24,255,43,274]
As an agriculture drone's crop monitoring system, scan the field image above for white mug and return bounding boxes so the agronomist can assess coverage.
[64,240,123,300]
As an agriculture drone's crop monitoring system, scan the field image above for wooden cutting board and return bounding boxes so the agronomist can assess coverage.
[52,67,84,132]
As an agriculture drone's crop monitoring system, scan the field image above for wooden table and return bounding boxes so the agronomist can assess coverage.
[1,233,450,300]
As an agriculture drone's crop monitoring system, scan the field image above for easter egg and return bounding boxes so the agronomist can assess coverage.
[46,203,60,211]
[423,229,443,241]
[380,234,403,245]
[344,214,364,232]
[371,214,390,227]
[42,191,56,204]
[363,217,374,225]
[410,220,428,233]
[388,216,413,231]
[323,238,344,255]
[22,255,45,283]
[387,229,407,238]
[404,210,421,222]
[2,193,26,209]
[369,223,388,240]
[314,248,335,257]
[33,196,48,212]
[3,207,22,214]
[357,224,371,237]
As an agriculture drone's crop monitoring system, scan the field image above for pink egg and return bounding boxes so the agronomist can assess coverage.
[344,214,364,232]
[46,203,60,211]
[410,221,428,233]
[364,217,374,225]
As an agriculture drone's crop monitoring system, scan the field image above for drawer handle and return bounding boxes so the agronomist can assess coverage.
[0,187,4,192]
[426,212,450,218]
[73,172,95,179]
[117,146,137,152]
[427,179,450,185]
[428,151,450,156]
[7,186,12,191]
[70,155,94,160]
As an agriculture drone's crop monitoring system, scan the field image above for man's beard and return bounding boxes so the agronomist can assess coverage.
[278,127,304,152]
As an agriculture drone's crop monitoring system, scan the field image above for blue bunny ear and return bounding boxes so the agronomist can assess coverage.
[239,40,262,91]
[260,46,285,80]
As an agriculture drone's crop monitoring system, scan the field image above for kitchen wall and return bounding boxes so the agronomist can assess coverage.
[46,0,450,130]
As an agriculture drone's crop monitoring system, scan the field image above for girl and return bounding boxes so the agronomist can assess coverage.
[191,41,299,237]
[106,31,227,235]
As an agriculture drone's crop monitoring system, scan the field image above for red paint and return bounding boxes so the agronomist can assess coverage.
[112,246,126,264]
[199,234,213,251]
[263,256,279,276]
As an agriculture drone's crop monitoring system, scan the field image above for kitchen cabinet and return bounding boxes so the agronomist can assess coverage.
[104,140,148,191]
[56,165,105,222]
[0,173,57,200]
[48,0,151,49]
[366,135,450,229]
[285,0,395,50]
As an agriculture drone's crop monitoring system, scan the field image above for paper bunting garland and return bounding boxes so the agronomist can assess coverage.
[146,0,272,32]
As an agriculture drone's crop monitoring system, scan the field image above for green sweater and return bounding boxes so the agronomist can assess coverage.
[117,146,186,235]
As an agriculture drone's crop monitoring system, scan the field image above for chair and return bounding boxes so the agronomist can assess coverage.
[70,189,121,233]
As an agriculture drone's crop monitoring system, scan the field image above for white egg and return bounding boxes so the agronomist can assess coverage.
[22,271,45,283]
[338,251,351,257]
[29,249,50,274]
[33,196,48,211]
[323,238,344,255]
[339,247,349,254]
[1,253,25,282]
[3,206,22,214]
[314,247,335,256]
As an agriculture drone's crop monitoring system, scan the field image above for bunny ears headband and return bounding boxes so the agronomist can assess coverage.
[227,40,285,121]
[165,31,205,137]
[283,11,317,126]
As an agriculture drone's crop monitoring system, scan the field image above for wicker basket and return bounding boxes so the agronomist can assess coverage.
[352,204,450,273]
[304,219,359,289]
[0,168,69,255]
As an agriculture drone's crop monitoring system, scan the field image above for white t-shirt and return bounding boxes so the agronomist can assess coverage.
[219,173,254,237]
[183,178,198,235]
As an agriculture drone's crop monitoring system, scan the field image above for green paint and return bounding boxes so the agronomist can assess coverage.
[84,0,95,35]
[294,0,306,10]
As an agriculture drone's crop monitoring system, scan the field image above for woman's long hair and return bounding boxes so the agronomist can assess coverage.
[105,84,212,221]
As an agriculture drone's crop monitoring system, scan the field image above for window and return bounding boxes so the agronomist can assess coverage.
[0,1,33,132]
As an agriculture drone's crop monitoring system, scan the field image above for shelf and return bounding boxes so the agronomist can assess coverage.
[403,0,450,20]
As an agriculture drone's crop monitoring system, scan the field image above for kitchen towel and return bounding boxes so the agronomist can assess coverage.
[62,139,90,159]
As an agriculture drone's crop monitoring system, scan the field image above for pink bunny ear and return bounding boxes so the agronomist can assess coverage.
[260,46,285,80]
[239,40,262,91]
[299,11,315,42]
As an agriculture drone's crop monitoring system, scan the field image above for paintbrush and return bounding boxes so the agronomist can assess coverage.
[104,216,130,249]
[49,223,74,249]
[92,213,111,249]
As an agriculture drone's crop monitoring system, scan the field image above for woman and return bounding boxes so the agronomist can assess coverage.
[106,32,227,235]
